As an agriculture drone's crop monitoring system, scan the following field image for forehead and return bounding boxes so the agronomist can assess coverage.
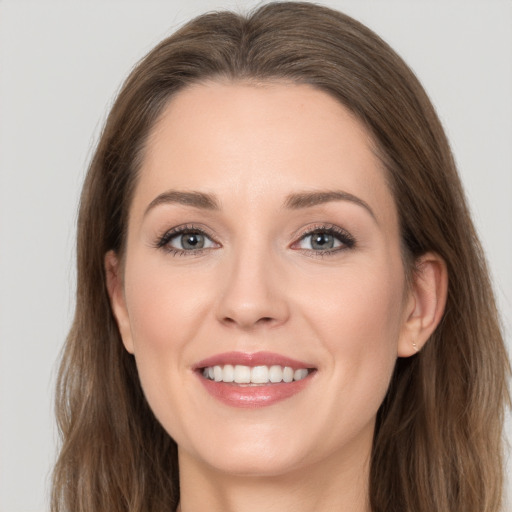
[134,81,397,226]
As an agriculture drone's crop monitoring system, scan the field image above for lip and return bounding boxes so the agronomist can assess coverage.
[193,351,315,371]
[193,351,317,409]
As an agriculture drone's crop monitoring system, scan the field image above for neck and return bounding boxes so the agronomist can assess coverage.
[177,442,372,512]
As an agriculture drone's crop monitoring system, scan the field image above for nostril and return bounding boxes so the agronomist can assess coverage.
[221,315,276,328]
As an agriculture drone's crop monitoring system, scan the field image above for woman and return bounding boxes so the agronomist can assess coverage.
[51,2,510,511]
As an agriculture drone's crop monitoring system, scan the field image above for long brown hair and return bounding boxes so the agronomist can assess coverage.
[52,3,510,511]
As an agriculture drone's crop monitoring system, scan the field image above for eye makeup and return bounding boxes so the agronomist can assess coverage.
[153,223,220,256]
[291,223,356,256]
[152,221,356,258]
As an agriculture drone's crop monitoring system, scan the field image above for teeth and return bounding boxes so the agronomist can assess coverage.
[251,365,269,384]
[283,366,294,383]
[234,365,251,384]
[269,365,283,383]
[294,368,308,381]
[213,365,223,382]
[222,364,234,383]
[202,364,311,384]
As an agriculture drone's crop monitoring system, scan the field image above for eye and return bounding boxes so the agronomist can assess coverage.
[156,225,218,255]
[293,225,355,253]
[171,232,214,250]
[299,231,340,250]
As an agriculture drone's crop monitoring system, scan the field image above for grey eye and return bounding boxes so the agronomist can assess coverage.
[298,231,342,251]
[180,233,205,250]
[167,231,216,251]
[310,232,335,250]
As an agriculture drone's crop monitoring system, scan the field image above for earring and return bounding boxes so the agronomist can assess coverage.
[412,341,419,352]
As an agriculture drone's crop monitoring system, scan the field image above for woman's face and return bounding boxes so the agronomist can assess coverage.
[109,81,416,477]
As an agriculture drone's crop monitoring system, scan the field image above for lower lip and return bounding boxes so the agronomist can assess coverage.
[197,373,314,408]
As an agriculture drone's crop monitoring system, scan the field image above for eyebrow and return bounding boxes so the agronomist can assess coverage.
[144,190,220,216]
[144,188,376,221]
[284,190,376,221]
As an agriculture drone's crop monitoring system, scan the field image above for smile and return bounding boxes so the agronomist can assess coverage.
[202,364,310,384]
[194,352,317,408]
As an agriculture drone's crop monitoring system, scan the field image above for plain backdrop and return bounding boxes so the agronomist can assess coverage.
[0,1,511,511]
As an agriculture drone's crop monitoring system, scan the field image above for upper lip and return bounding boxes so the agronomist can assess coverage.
[193,351,316,371]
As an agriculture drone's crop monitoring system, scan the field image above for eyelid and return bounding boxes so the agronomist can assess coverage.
[153,222,355,256]
[154,223,221,253]
[290,223,356,252]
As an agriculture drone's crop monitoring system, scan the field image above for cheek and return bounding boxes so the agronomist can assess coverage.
[121,256,210,396]
[338,265,403,367]
[302,258,404,343]
[121,255,219,441]
[297,259,405,420]
[124,255,211,351]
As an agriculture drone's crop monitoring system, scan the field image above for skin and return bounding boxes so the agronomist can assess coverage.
[106,82,447,512]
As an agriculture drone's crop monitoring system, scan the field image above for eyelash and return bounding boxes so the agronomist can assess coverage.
[292,223,356,257]
[154,224,219,256]
[154,223,356,257]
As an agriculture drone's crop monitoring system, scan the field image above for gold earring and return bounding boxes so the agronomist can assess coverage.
[412,341,419,352]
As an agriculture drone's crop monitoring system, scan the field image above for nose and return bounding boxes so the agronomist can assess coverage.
[215,248,290,330]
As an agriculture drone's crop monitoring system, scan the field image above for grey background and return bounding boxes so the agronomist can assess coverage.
[0,1,510,511]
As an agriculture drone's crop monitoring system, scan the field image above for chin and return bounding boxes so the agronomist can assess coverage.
[177,422,314,478]
[196,447,308,478]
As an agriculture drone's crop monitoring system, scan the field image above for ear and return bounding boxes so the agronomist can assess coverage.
[105,250,134,354]
[398,252,448,357]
